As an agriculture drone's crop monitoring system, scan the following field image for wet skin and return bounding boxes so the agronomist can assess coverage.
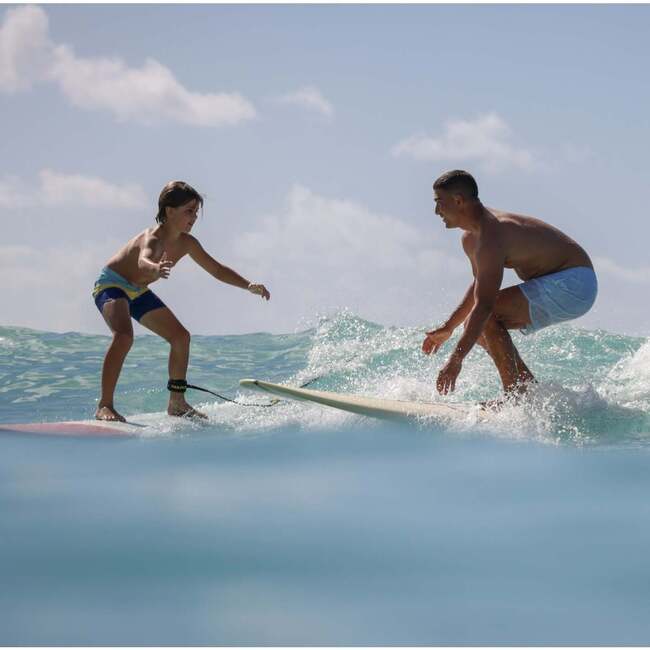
[423,188,592,397]
[96,199,269,422]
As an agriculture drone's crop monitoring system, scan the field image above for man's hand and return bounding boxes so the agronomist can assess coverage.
[436,353,463,395]
[248,283,270,301]
[422,325,453,355]
[156,253,174,280]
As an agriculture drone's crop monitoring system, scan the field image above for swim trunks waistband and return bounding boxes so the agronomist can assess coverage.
[92,267,148,301]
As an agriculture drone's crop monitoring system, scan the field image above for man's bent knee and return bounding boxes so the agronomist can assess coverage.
[476,333,489,349]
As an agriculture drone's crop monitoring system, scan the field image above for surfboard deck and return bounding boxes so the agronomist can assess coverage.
[240,378,474,422]
[0,419,143,438]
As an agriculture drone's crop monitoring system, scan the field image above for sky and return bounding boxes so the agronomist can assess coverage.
[2,3,650,337]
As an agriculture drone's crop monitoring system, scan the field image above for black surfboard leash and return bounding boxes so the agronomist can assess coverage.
[167,376,319,408]
[168,353,360,409]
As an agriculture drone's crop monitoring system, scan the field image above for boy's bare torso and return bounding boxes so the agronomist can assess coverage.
[106,228,192,287]
[463,209,593,281]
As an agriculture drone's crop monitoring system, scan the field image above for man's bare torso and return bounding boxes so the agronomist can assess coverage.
[106,228,192,286]
[464,209,593,281]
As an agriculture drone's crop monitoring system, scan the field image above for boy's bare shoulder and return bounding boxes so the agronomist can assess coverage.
[179,232,201,251]
[142,226,160,241]
[126,227,154,246]
[118,228,152,252]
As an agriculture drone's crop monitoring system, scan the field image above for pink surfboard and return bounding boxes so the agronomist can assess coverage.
[0,420,141,437]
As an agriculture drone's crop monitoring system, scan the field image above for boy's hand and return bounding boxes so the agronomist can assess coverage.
[248,283,270,301]
[157,253,174,279]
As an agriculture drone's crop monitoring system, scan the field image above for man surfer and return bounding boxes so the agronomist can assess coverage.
[92,180,270,422]
[422,170,597,402]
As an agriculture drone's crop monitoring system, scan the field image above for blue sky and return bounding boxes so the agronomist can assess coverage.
[2,4,649,336]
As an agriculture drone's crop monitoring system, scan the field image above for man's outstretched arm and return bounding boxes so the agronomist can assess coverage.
[453,250,503,359]
[422,282,475,355]
[436,242,504,394]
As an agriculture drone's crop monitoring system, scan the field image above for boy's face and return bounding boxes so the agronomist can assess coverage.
[167,199,200,232]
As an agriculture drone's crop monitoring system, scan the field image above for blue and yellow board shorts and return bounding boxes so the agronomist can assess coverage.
[518,266,598,336]
[92,267,166,322]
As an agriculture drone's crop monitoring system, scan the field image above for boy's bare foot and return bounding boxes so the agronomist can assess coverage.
[168,401,208,419]
[95,405,126,422]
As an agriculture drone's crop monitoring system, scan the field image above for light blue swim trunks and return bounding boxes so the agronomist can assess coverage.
[519,266,598,336]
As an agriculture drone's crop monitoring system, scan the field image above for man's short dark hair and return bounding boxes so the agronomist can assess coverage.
[433,170,479,201]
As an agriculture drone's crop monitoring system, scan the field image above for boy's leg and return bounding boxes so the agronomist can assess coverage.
[138,307,206,418]
[97,298,133,421]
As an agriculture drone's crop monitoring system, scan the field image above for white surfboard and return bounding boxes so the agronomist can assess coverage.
[240,378,474,422]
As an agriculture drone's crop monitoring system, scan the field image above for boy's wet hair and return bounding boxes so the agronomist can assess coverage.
[433,170,479,201]
[156,181,204,224]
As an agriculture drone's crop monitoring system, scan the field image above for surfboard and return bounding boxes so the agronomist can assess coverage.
[239,378,474,422]
[0,419,143,438]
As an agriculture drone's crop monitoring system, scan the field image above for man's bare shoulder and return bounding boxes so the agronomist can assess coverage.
[489,207,550,229]
[461,231,476,255]
[477,215,507,256]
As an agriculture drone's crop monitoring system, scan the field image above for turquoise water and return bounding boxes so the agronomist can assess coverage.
[2,313,650,644]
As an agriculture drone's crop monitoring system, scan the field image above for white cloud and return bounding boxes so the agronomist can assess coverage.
[392,113,535,173]
[0,170,147,209]
[594,256,650,285]
[0,175,31,208]
[38,169,148,208]
[0,5,51,92]
[234,185,462,272]
[229,185,468,330]
[276,86,334,118]
[0,5,256,127]
[49,45,256,127]
[0,184,471,335]
[0,240,124,332]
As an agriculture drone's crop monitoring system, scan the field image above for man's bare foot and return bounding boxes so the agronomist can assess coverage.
[168,402,208,419]
[480,377,538,410]
[480,388,533,411]
[479,397,509,411]
[95,405,126,422]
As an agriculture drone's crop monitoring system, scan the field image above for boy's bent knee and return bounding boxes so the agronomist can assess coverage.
[169,327,190,347]
[112,331,133,349]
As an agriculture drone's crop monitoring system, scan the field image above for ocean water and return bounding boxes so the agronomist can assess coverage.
[2,312,650,645]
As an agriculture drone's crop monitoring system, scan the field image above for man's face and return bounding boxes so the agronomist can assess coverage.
[433,188,461,228]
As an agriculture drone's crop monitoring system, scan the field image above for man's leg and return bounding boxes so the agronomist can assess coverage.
[473,285,535,394]
[97,298,133,422]
[138,307,206,418]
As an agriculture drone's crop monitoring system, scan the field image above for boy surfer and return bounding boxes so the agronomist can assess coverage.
[92,181,270,422]
[422,170,597,403]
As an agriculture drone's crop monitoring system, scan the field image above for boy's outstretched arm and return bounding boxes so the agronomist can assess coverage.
[187,236,270,300]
